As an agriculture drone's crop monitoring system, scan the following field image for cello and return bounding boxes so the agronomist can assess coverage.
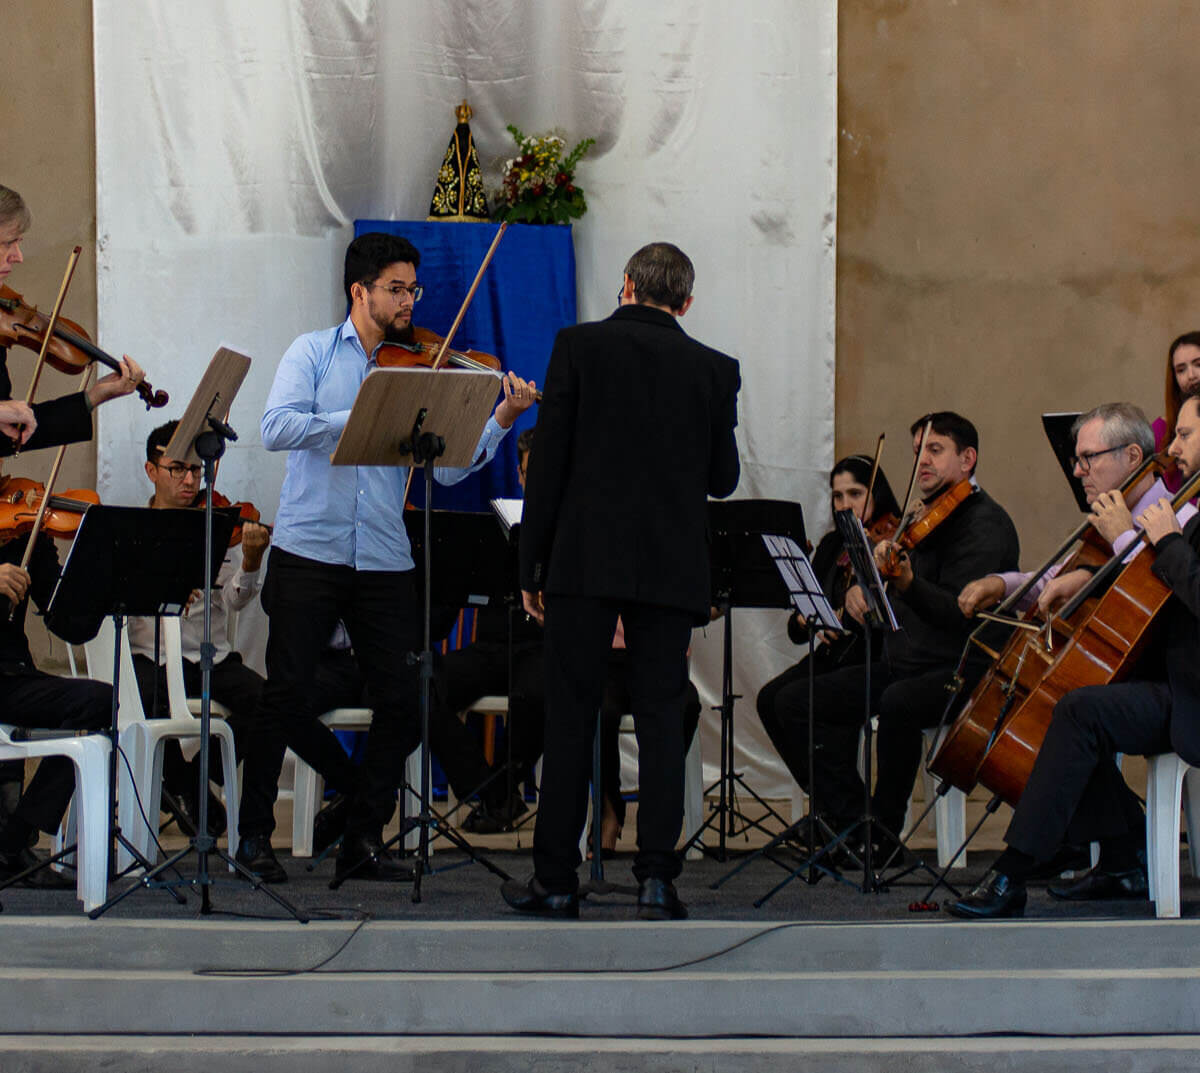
[929,452,1167,793]
[939,462,1200,805]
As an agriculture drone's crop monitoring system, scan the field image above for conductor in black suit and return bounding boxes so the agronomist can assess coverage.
[503,242,741,920]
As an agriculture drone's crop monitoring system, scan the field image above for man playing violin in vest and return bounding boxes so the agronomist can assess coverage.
[0,184,151,889]
[235,231,536,884]
[957,403,1192,620]
[759,411,1020,857]
[949,391,1200,918]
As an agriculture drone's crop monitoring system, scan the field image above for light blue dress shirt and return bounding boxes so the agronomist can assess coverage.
[263,317,508,571]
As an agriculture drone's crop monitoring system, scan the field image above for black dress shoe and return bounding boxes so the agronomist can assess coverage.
[637,877,688,921]
[461,794,529,834]
[234,835,288,884]
[500,875,580,919]
[335,834,415,882]
[945,871,1027,919]
[0,846,75,890]
[1026,843,1093,881]
[162,787,227,839]
[312,794,349,855]
[1048,864,1149,901]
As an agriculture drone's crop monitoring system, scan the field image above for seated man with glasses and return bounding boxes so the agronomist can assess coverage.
[127,419,273,838]
[957,403,1193,620]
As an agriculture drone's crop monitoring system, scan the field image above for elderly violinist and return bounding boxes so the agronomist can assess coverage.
[956,403,1191,619]
[234,231,536,885]
[949,391,1200,918]
[759,411,1019,858]
[0,184,149,889]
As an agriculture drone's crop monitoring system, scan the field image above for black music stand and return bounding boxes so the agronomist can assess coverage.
[820,508,903,893]
[711,533,857,900]
[681,499,806,863]
[327,365,505,901]
[39,507,225,910]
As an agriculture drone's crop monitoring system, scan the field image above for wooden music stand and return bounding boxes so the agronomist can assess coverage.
[162,346,252,465]
[331,366,510,900]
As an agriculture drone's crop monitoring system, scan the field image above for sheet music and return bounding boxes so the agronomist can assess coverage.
[490,497,523,533]
[760,534,843,631]
[840,513,900,632]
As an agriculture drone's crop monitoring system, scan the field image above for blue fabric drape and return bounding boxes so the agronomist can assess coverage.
[354,220,578,510]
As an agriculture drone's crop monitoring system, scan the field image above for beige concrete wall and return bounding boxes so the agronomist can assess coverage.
[8,0,96,665]
[837,0,1200,566]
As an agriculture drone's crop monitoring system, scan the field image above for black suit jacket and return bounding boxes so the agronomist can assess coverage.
[0,348,94,458]
[519,303,740,623]
[1149,513,1200,764]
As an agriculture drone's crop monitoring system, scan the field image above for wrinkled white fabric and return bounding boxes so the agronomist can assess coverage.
[94,0,836,798]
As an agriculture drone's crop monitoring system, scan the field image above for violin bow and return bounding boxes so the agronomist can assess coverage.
[895,417,932,534]
[861,432,885,524]
[402,223,509,502]
[22,246,82,408]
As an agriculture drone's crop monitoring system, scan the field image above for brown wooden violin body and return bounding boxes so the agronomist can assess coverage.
[376,325,502,373]
[0,475,99,542]
[879,479,973,578]
[0,285,168,409]
[206,489,270,548]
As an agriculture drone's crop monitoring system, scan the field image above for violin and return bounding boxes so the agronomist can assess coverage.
[377,325,502,373]
[0,475,99,542]
[376,326,543,402]
[0,285,169,410]
[206,489,271,548]
[879,479,973,577]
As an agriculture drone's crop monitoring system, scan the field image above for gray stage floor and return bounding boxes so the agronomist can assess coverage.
[1,841,1190,924]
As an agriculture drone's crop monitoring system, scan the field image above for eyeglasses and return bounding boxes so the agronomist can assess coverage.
[1069,444,1131,473]
[157,462,203,480]
[369,282,423,303]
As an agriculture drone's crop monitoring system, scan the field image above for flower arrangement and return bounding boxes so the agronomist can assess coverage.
[494,124,596,225]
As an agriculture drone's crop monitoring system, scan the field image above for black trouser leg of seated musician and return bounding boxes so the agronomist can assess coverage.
[535,596,692,894]
[1004,682,1175,867]
[239,549,421,842]
[0,670,111,844]
[869,663,984,838]
[760,661,889,828]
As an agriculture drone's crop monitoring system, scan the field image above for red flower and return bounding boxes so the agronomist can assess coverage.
[532,183,545,195]
[555,172,569,186]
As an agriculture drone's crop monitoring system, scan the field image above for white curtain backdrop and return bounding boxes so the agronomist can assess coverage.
[93,0,837,798]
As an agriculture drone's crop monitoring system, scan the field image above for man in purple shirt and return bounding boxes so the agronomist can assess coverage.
[957,402,1194,619]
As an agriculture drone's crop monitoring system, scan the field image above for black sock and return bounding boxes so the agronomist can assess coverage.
[1097,833,1144,872]
[0,815,35,856]
[994,846,1035,881]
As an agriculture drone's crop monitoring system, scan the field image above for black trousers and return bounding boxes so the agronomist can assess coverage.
[432,640,544,804]
[238,548,421,841]
[535,595,693,893]
[758,657,975,832]
[1004,681,1186,862]
[0,669,111,834]
[598,648,702,828]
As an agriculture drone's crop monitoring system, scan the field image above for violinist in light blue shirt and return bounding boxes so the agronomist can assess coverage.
[236,232,537,885]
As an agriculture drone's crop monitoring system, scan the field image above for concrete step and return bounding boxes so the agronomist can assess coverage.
[2,1035,1200,1073]
[2,917,1199,1038]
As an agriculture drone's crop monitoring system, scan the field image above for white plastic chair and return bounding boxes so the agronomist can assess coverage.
[84,617,239,870]
[0,723,111,911]
[1144,751,1200,919]
[290,708,371,857]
